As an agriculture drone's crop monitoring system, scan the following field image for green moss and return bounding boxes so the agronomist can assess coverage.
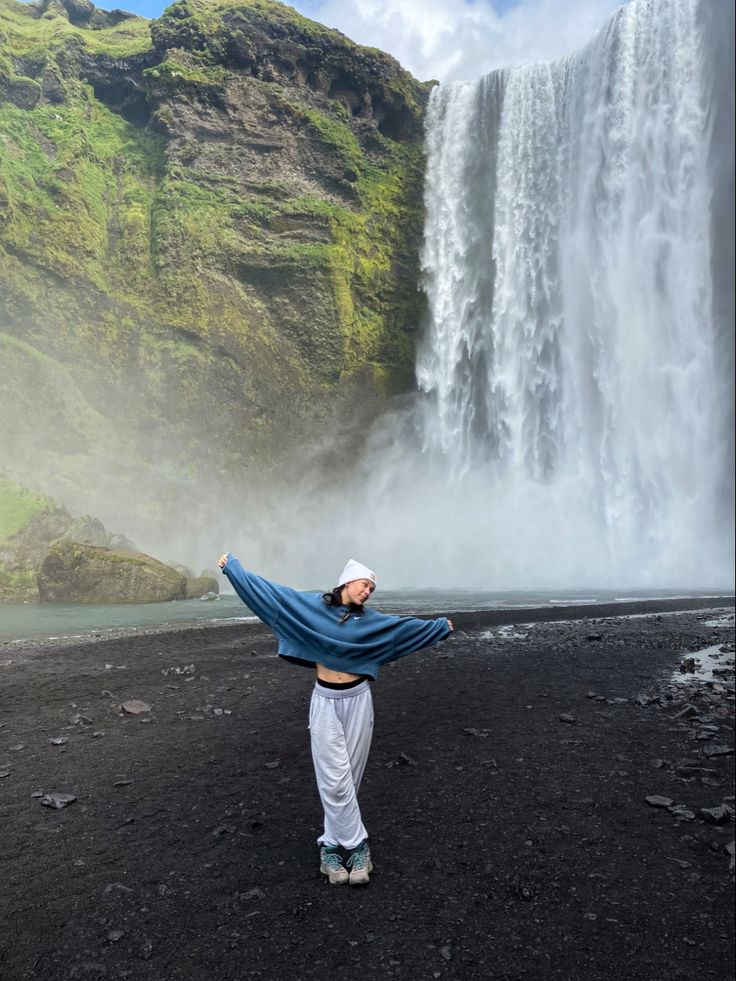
[0,474,52,540]
[0,563,37,601]
[144,56,227,90]
[0,0,152,61]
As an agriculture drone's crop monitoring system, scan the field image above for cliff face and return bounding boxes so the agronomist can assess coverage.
[0,0,431,533]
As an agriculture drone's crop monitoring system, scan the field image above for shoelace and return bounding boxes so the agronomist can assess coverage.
[347,846,368,871]
[321,849,344,871]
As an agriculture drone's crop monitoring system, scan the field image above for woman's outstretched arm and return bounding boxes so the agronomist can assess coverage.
[217,553,287,629]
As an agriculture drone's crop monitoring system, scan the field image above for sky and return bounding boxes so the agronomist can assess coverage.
[87,0,628,82]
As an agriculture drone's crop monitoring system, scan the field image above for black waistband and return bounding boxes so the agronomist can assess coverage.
[316,676,367,690]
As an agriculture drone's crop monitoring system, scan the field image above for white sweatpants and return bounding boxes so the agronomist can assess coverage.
[309,680,374,850]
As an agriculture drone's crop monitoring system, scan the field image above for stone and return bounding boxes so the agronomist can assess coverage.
[40,792,77,809]
[122,700,151,715]
[645,795,674,808]
[674,704,700,720]
[185,575,219,599]
[70,713,93,726]
[668,805,696,821]
[38,541,187,604]
[703,744,734,758]
[697,805,731,825]
[559,713,576,724]
[49,737,68,746]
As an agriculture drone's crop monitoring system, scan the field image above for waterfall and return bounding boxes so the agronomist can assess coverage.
[215,0,732,591]
[414,0,734,586]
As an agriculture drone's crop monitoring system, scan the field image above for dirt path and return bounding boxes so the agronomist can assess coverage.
[1,602,734,981]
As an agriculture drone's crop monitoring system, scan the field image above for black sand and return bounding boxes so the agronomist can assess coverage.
[1,598,734,981]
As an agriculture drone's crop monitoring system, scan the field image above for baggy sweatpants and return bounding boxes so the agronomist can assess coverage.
[309,680,373,851]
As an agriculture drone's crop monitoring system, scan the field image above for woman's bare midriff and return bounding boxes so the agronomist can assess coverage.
[316,664,363,683]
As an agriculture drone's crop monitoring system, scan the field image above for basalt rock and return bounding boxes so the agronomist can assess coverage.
[185,574,219,599]
[37,540,187,603]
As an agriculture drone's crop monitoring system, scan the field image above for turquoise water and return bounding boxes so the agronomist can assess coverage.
[0,588,729,644]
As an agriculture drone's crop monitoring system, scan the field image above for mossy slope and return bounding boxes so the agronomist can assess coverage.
[0,0,431,536]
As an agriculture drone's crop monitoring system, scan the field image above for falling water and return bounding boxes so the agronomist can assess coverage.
[413,0,734,586]
[187,0,732,591]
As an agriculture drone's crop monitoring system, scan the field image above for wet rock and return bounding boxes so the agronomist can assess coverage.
[668,804,696,821]
[49,737,68,746]
[726,841,735,872]
[645,795,674,808]
[264,761,280,769]
[559,713,576,724]
[40,792,77,809]
[674,704,700,720]
[107,929,125,942]
[0,770,9,778]
[70,713,94,726]
[697,805,731,825]
[679,658,698,673]
[703,744,734,758]
[463,727,491,738]
[439,946,453,961]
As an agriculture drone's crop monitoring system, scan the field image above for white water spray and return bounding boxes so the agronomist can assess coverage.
[405,0,733,587]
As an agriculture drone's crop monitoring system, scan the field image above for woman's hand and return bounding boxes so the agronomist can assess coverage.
[447,619,454,631]
[218,553,229,569]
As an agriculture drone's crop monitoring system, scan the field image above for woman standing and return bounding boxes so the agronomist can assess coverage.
[218,553,453,886]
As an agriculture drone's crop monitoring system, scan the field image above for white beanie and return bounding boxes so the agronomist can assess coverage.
[337,558,376,588]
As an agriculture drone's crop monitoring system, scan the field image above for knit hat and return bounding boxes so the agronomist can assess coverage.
[337,558,376,588]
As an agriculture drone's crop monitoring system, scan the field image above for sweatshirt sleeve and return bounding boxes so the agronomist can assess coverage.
[220,555,288,630]
[383,615,452,664]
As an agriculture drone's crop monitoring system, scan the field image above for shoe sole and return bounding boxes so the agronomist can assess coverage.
[320,865,349,885]
[348,860,373,886]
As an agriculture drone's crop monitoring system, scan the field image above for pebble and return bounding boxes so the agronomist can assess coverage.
[698,805,731,825]
[40,792,77,809]
[559,713,576,724]
[122,700,151,715]
[645,795,674,808]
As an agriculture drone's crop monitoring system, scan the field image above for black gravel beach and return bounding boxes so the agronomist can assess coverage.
[1,598,734,981]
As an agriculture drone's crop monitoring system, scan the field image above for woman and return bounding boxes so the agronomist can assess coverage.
[218,553,453,886]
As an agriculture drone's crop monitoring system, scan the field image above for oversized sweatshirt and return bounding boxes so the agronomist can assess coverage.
[222,556,451,680]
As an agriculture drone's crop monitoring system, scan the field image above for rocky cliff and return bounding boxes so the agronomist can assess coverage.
[0,0,432,541]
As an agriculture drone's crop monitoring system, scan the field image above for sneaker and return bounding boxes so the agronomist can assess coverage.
[346,840,373,886]
[320,845,349,885]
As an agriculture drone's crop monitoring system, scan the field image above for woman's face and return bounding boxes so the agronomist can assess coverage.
[341,578,375,606]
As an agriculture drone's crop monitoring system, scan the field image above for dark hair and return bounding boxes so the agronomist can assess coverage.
[322,585,364,623]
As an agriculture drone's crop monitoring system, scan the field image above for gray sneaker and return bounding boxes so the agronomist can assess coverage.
[320,845,349,885]
[346,840,373,886]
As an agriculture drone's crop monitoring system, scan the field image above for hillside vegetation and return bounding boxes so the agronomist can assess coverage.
[0,0,431,539]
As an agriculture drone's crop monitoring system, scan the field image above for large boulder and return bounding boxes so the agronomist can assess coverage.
[184,574,219,599]
[37,541,187,604]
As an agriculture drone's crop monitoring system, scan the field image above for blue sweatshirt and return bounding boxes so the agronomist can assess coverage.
[221,556,451,680]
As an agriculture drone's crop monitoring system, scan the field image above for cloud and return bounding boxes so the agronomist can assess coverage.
[295,0,627,82]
